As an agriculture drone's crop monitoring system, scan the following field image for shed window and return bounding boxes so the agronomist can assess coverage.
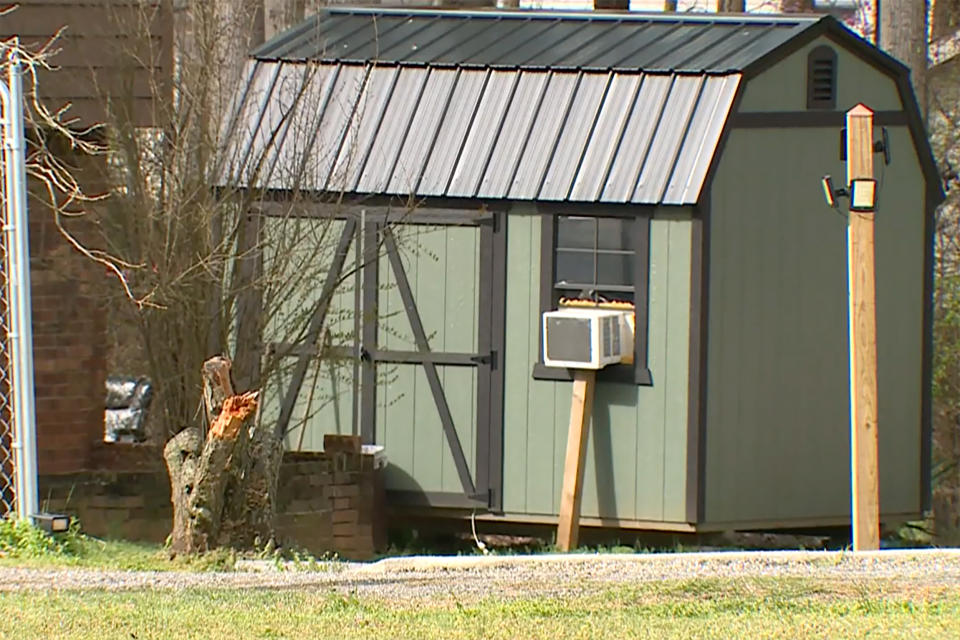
[534,212,653,386]
[555,216,635,302]
[807,46,837,110]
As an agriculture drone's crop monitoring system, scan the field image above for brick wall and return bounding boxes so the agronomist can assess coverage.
[29,190,109,475]
[277,436,387,560]
[39,438,387,559]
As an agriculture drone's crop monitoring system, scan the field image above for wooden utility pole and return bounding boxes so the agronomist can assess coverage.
[846,104,880,552]
[556,370,596,551]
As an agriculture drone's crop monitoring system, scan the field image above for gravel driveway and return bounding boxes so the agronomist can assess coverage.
[2,549,959,600]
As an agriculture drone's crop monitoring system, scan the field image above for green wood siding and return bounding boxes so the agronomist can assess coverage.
[704,126,925,525]
[376,225,480,495]
[261,217,358,452]
[739,36,902,113]
[501,207,694,522]
[261,221,481,498]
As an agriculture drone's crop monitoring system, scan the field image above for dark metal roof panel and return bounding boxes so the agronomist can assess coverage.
[399,18,505,64]
[337,16,439,62]
[221,63,741,206]
[537,73,611,201]
[663,74,741,205]
[644,23,747,70]
[476,71,551,198]
[354,66,429,193]
[253,8,822,72]
[311,64,368,191]
[569,73,643,202]
[447,70,519,197]
[417,70,489,196]
[220,62,280,185]
[329,65,400,192]
[675,25,777,71]
[507,71,580,200]
[603,24,708,70]
[386,68,460,195]
[712,22,814,70]
[499,20,595,66]
[600,74,674,203]
[632,74,703,203]
[466,19,563,65]
[273,64,340,190]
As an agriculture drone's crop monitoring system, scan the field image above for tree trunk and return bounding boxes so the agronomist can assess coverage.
[779,0,815,11]
[594,0,629,9]
[717,0,746,12]
[164,355,273,555]
[881,0,929,114]
[932,0,960,41]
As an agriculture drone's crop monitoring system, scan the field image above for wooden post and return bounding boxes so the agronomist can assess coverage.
[846,104,880,551]
[556,369,596,551]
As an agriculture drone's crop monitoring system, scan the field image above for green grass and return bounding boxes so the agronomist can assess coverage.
[0,518,233,572]
[0,578,957,639]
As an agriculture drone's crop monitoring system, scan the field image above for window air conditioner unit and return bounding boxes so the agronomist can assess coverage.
[542,308,633,370]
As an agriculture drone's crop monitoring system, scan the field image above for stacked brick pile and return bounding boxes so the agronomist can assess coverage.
[276,434,386,560]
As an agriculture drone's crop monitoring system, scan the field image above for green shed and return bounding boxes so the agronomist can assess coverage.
[218,7,943,533]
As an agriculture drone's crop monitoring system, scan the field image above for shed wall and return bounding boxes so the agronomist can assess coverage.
[704,124,925,526]
[738,35,902,113]
[262,205,697,524]
[262,218,482,497]
[500,206,694,523]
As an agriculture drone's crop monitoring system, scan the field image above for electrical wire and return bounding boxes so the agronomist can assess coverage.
[470,509,489,555]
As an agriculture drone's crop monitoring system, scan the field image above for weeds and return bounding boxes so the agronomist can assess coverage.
[0,517,83,558]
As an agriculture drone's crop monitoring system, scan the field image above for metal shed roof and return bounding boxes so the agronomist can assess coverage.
[252,7,819,73]
[219,8,854,205]
[218,61,740,205]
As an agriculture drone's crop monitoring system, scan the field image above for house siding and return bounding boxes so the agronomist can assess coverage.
[1,0,172,127]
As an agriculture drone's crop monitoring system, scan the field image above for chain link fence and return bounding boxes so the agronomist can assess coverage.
[1,50,38,521]
[0,186,13,516]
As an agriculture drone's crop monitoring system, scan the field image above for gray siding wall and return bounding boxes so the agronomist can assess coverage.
[704,122,926,525]
[501,205,694,523]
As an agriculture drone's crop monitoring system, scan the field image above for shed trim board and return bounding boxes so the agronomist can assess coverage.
[222,8,941,532]
[531,208,654,387]
[922,186,936,513]
[729,110,908,128]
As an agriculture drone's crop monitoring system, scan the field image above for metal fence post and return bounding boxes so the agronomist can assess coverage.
[1,47,39,522]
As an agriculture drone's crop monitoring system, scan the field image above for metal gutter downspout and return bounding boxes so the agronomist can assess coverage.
[1,48,39,522]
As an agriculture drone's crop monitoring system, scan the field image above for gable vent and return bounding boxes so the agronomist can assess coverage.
[807,46,837,109]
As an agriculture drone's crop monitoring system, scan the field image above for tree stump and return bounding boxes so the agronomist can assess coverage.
[163,355,273,555]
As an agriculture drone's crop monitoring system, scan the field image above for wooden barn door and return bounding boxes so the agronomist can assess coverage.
[361,210,505,511]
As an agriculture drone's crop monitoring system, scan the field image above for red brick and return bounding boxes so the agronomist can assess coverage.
[333,497,353,510]
[332,509,359,524]
[323,434,361,454]
[325,484,359,498]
